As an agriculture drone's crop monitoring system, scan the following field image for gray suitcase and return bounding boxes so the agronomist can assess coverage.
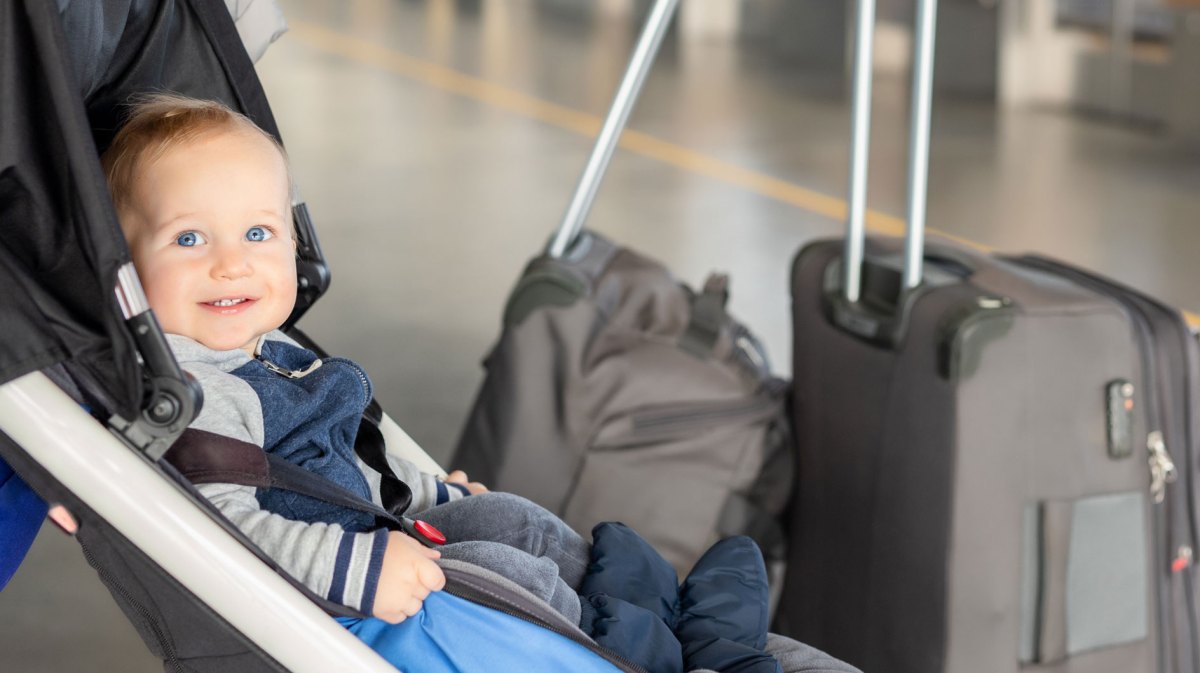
[776,1,1200,672]
[452,0,793,579]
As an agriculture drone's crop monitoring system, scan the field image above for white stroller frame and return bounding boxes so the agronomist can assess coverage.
[1,372,411,672]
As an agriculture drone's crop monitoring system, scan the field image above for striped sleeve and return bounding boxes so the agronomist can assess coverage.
[331,529,389,614]
[197,482,387,614]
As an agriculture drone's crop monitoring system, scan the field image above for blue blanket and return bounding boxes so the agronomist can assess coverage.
[0,457,46,589]
[339,592,623,673]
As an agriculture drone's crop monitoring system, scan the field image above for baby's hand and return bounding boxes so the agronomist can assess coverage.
[446,470,489,495]
[373,531,445,624]
[47,505,78,535]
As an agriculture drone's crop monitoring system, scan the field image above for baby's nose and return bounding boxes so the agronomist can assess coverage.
[211,244,252,280]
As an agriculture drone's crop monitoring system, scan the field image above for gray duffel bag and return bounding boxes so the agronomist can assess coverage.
[453,231,793,579]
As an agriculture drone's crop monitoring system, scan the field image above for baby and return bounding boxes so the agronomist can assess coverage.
[101,93,587,623]
[101,93,779,673]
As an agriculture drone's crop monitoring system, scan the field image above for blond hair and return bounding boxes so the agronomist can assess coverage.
[101,93,294,213]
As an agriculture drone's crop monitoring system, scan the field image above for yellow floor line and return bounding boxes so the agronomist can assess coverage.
[287,21,926,237]
[286,22,1200,319]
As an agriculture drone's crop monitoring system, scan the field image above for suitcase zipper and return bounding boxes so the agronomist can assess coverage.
[1012,258,1186,502]
[1012,256,1197,672]
[1149,430,1179,505]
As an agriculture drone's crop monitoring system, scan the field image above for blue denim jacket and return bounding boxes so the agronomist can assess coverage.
[231,339,376,532]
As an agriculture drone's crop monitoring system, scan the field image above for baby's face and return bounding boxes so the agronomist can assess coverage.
[120,128,297,354]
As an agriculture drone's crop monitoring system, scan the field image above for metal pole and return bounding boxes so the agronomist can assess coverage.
[547,0,680,259]
[843,0,877,304]
[903,0,938,290]
[115,262,151,319]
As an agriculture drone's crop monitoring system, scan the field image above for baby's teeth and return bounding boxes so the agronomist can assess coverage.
[212,299,244,307]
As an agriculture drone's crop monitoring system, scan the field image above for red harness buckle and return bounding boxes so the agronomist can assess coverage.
[402,518,447,547]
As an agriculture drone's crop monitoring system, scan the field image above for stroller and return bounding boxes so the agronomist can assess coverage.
[0,1,857,671]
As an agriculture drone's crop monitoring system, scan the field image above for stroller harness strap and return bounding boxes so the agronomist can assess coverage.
[165,428,444,547]
[166,427,271,489]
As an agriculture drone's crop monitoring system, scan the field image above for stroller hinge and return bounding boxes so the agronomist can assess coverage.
[284,202,332,329]
[108,311,204,460]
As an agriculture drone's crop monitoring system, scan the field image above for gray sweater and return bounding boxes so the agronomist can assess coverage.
[168,331,466,614]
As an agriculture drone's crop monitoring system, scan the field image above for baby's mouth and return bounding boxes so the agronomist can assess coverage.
[201,297,257,313]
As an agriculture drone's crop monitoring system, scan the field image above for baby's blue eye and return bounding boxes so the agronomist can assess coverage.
[246,226,274,242]
[176,231,206,247]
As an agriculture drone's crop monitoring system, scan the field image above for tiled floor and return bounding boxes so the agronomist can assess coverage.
[4,1,1199,670]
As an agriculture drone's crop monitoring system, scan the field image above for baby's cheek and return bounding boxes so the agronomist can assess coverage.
[140,274,185,326]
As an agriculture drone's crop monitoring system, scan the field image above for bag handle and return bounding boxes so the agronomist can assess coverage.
[843,0,939,303]
[546,0,681,259]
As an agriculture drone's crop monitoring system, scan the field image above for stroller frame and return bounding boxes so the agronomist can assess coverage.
[0,371,399,673]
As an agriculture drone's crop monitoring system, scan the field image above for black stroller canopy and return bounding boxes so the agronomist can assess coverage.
[0,0,314,425]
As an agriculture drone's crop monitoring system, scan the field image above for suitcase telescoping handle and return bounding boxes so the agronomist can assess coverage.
[842,0,939,304]
[547,0,681,259]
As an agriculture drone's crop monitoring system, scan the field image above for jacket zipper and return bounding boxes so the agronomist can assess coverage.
[325,357,372,400]
[1013,256,1195,672]
[442,569,650,673]
[257,357,322,379]
[255,351,371,404]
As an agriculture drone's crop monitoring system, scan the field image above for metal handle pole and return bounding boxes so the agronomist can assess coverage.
[843,0,877,304]
[115,262,151,319]
[902,0,938,290]
[546,0,681,259]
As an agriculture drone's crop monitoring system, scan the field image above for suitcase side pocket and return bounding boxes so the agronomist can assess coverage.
[1019,492,1150,665]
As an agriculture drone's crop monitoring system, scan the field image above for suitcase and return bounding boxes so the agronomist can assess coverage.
[452,0,794,580]
[774,1,1200,672]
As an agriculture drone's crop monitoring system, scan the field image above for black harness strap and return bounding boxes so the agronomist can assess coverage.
[165,428,413,534]
[263,454,405,532]
[354,401,414,520]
